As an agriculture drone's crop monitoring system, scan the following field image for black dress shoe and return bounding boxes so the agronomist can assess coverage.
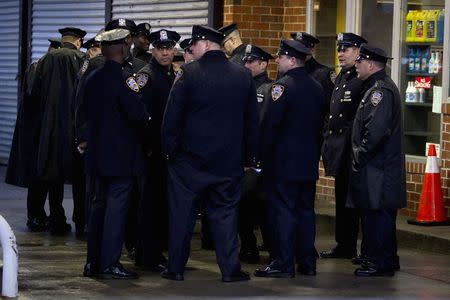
[239,250,260,264]
[139,262,167,272]
[160,269,184,281]
[50,223,72,236]
[26,218,50,232]
[354,267,394,277]
[222,270,250,282]
[83,263,98,277]
[352,254,368,265]
[254,266,294,278]
[99,264,138,279]
[296,265,316,276]
[320,247,355,259]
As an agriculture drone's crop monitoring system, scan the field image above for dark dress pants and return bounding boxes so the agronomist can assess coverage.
[72,148,86,230]
[362,208,398,270]
[167,158,241,276]
[27,180,65,225]
[87,176,134,270]
[238,169,259,253]
[266,180,317,273]
[335,167,360,255]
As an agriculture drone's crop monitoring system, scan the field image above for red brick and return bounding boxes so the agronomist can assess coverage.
[253,6,270,14]
[234,6,252,14]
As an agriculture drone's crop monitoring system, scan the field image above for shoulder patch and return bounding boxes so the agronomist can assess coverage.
[126,77,140,92]
[370,90,383,106]
[136,73,149,88]
[174,69,184,84]
[271,84,285,101]
[80,60,89,76]
[330,70,336,84]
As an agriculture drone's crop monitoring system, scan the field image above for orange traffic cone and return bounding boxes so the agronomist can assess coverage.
[408,144,450,226]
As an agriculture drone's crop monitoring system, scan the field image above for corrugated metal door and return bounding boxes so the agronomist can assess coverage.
[0,0,20,164]
[31,0,106,62]
[112,0,209,40]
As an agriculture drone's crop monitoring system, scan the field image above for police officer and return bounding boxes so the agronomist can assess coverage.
[161,25,258,282]
[6,37,60,232]
[218,23,247,65]
[180,38,194,63]
[254,39,325,278]
[134,29,180,271]
[320,32,368,260]
[239,44,274,263]
[83,28,151,279]
[291,32,335,104]
[350,44,405,276]
[82,37,101,59]
[29,27,87,236]
[133,23,152,63]
[105,18,146,76]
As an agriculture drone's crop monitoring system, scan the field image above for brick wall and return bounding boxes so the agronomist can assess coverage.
[223,0,306,78]
[223,0,450,218]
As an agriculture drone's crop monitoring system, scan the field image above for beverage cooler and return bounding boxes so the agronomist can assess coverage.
[400,0,447,156]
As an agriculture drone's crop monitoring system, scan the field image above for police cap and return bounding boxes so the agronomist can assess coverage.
[82,37,100,49]
[136,23,151,37]
[290,32,320,48]
[179,38,192,50]
[242,44,274,62]
[105,18,137,34]
[58,27,87,38]
[336,32,367,51]
[356,44,392,64]
[191,25,224,45]
[149,29,180,47]
[218,23,238,38]
[96,29,130,46]
[48,38,61,49]
[277,39,311,59]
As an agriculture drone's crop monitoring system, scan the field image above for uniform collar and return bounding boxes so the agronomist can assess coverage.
[284,66,307,77]
[305,57,318,72]
[105,59,123,70]
[231,43,246,57]
[363,69,386,89]
[202,50,227,59]
[150,57,173,74]
[254,71,269,85]
[62,42,77,50]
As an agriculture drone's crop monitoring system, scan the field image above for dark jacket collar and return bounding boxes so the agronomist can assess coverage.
[201,50,227,60]
[62,42,77,50]
[284,66,307,77]
[362,69,387,90]
[254,71,270,85]
[231,43,246,57]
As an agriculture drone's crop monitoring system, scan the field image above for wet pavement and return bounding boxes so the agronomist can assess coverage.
[1,167,450,299]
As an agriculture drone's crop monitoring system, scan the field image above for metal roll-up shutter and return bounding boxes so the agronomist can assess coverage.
[0,0,20,164]
[112,0,209,40]
[31,0,106,62]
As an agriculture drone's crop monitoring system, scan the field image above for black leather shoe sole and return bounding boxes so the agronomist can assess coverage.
[297,269,316,276]
[222,272,250,282]
[98,272,138,279]
[354,268,395,277]
[160,270,184,281]
[254,271,294,278]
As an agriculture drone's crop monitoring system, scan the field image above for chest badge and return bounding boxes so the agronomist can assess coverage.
[271,84,284,101]
[136,73,149,88]
[80,60,89,76]
[257,93,264,103]
[370,90,383,106]
[126,76,140,92]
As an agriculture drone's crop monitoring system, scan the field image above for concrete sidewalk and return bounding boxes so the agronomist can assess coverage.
[1,165,450,299]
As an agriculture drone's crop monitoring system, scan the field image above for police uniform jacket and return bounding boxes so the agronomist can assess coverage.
[5,61,40,187]
[260,67,326,181]
[162,50,258,177]
[134,50,152,64]
[84,60,150,177]
[305,57,335,106]
[30,42,86,182]
[229,44,247,65]
[123,55,146,77]
[254,71,272,122]
[322,66,363,176]
[348,70,405,210]
[137,57,175,155]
